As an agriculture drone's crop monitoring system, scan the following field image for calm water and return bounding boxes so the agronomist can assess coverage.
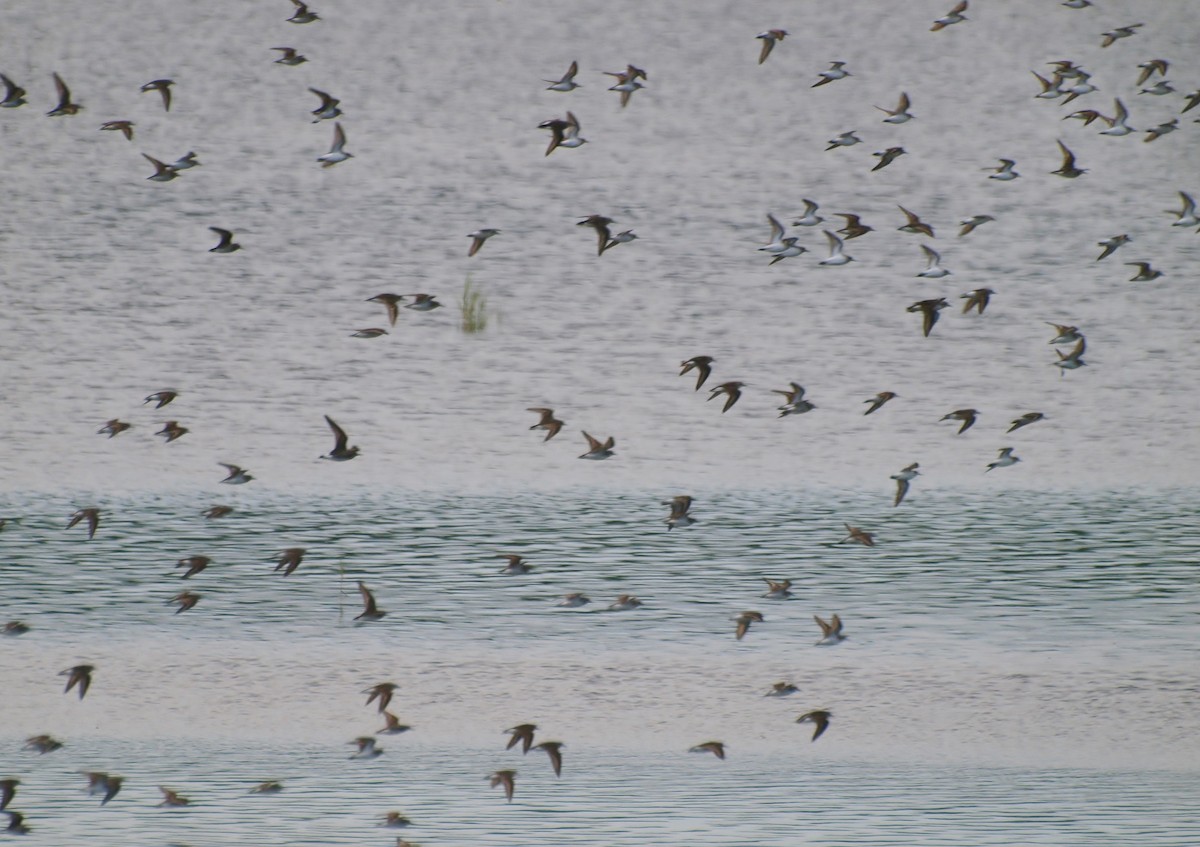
[2,0,1199,844]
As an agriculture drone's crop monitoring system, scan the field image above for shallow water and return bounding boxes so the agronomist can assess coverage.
[2,0,1199,844]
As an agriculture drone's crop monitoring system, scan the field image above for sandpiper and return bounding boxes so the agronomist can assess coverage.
[735,611,764,641]
[98,419,132,438]
[766,682,799,697]
[680,356,714,390]
[157,786,190,807]
[818,230,853,265]
[317,122,351,166]
[604,229,637,252]
[708,381,745,412]
[321,415,360,461]
[774,383,816,416]
[1144,119,1178,142]
[1136,58,1169,85]
[0,73,26,108]
[579,431,615,460]
[1052,140,1086,177]
[356,582,386,621]
[608,594,642,610]
[274,548,305,576]
[504,724,537,753]
[500,554,532,575]
[405,293,441,311]
[203,506,233,519]
[467,228,499,256]
[768,237,805,264]
[527,408,563,441]
[143,153,178,182]
[352,328,389,338]
[170,151,200,170]
[958,215,994,236]
[532,741,564,777]
[24,735,63,754]
[167,591,200,613]
[249,781,283,793]
[366,293,404,325]
[986,158,1019,181]
[1101,23,1142,47]
[208,227,241,253]
[381,812,412,827]
[796,710,832,741]
[545,61,580,91]
[931,0,968,30]
[1167,191,1198,226]
[1127,261,1163,281]
[1046,322,1083,345]
[759,213,789,254]
[606,69,644,108]
[489,770,516,802]
[379,711,412,734]
[761,578,792,600]
[872,146,905,171]
[876,91,913,123]
[898,206,935,237]
[907,298,950,337]
[836,213,872,239]
[689,741,726,759]
[47,72,81,116]
[1096,234,1130,260]
[4,811,29,834]
[1008,412,1045,433]
[814,614,846,646]
[864,391,896,415]
[288,0,320,23]
[0,781,16,813]
[140,78,173,111]
[578,214,614,255]
[540,111,585,155]
[1101,99,1136,136]
[756,30,787,64]
[60,665,94,699]
[68,508,100,539]
[219,463,253,484]
[3,621,30,636]
[100,120,134,140]
[961,288,994,314]
[917,245,950,278]
[364,682,398,713]
[842,523,875,546]
[176,555,211,579]
[156,421,187,442]
[664,495,697,530]
[557,593,591,607]
[350,737,383,759]
[891,463,919,506]
[986,447,1021,471]
[272,47,307,65]
[813,61,850,87]
[826,130,861,151]
[940,408,979,434]
[792,199,823,227]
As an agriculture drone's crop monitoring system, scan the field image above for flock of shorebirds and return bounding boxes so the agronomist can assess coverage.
[2,0,1197,840]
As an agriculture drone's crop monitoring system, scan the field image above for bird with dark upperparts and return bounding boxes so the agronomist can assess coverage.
[321,416,359,461]
[47,72,81,116]
[288,0,320,23]
[167,591,200,613]
[931,0,967,30]
[842,524,874,546]
[0,780,17,811]
[532,741,564,776]
[876,91,913,123]
[891,463,919,506]
[907,298,949,337]
[708,381,744,412]
[898,206,934,237]
[350,737,383,759]
[144,390,178,408]
[872,146,905,171]
[987,447,1021,471]
[797,710,832,740]
[527,407,563,441]
[318,122,352,166]
[203,506,233,519]
[176,555,210,579]
[156,421,187,443]
[689,741,725,759]
[356,582,386,621]
[209,227,241,253]
[961,288,993,314]
[958,215,993,237]
[756,30,787,64]
[272,47,307,65]
[1008,412,1045,433]
[579,431,615,460]
[0,73,26,108]
[863,391,896,415]
[100,120,134,140]
[680,356,714,390]
[1097,235,1130,260]
[577,214,613,255]
[379,711,413,734]
[98,419,132,438]
[367,293,404,326]
[836,213,872,239]
[540,111,585,155]
[664,495,696,530]
[219,463,253,484]
[275,548,305,576]
[545,60,580,91]
[1052,141,1086,177]
[467,228,499,256]
[814,614,846,646]
[68,508,100,539]
[761,578,792,600]
[143,154,178,182]
[490,770,516,803]
[404,293,441,312]
[364,682,398,713]
[735,611,764,641]
[505,724,537,753]
[941,409,979,434]
[4,811,30,834]
[140,79,173,111]
[157,786,190,807]
[500,554,532,574]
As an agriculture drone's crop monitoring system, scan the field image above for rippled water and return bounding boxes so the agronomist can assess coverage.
[2,0,1199,844]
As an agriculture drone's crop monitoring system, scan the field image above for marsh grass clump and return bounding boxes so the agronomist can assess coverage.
[459,276,492,334]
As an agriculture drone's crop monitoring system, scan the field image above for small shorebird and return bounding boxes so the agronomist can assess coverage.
[68,508,100,539]
[1183,91,1200,113]
[98,419,132,438]
[24,735,63,754]
[364,682,398,713]
[1167,191,1198,227]
[500,554,532,574]
[961,288,994,315]
[527,408,564,441]
[100,120,134,140]
[288,0,320,23]
[272,47,307,65]
[249,781,283,794]
[0,73,26,108]
[4,811,30,834]
[735,611,764,640]
[208,227,241,253]
[219,463,253,484]
[350,737,383,759]
[774,383,815,416]
[756,29,787,64]
[577,214,614,255]
[143,153,178,182]
[958,215,994,237]
[931,0,968,30]
[504,724,537,753]
[1101,24,1142,48]
[1096,234,1130,260]
[140,78,173,111]
[381,812,412,827]
[274,548,305,576]
[1008,412,1045,433]
[321,415,360,461]
[1144,119,1178,142]
[352,328,389,338]
[818,230,853,265]
[872,146,905,171]
[3,621,29,636]
[171,151,199,170]
[826,130,861,151]
[557,593,591,607]
[689,741,726,759]
[167,591,200,613]
[545,61,580,91]
[176,555,210,579]
[367,293,404,325]
[836,213,872,239]
[812,61,850,87]
[814,614,845,646]
[608,594,642,610]
[876,91,913,123]
[309,87,340,122]
[908,298,950,337]
[47,72,81,116]
[144,388,176,407]
[0,780,18,811]
[157,786,190,807]
[793,199,823,227]
[680,356,714,390]
[356,582,386,621]
[61,665,94,699]
[898,206,934,237]
[863,391,896,415]
[605,68,644,108]
[891,463,919,506]
[986,158,1019,181]
[842,524,875,547]
[1046,322,1083,345]
[1099,99,1134,136]
[986,447,1021,471]
[82,772,122,804]
[708,381,745,412]
[664,495,696,530]
[604,229,637,252]
[1052,140,1086,178]
[766,682,799,697]
[579,431,615,460]
[467,228,499,256]
[796,710,832,741]
[156,421,187,442]
[540,111,585,155]
[379,711,412,734]
[1139,81,1175,97]
[759,213,789,254]
[532,741,564,777]
[761,578,792,600]
[203,506,233,519]
[1126,261,1163,282]
[1136,59,1169,86]
[489,770,516,803]
[940,408,979,434]
[917,245,950,278]
[1054,338,1087,375]
[317,122,351,166]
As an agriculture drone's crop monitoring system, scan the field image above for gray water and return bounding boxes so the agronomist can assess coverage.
[2,0,1199,844]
